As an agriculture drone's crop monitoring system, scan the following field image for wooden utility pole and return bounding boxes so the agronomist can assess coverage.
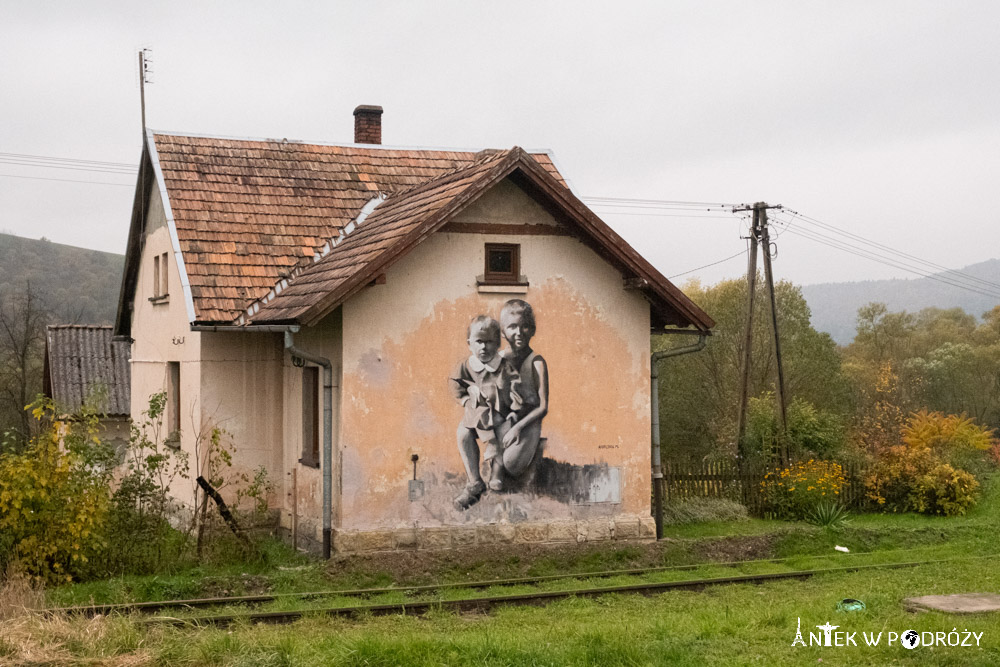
[734,205,760,460]
[758,205,789,464]
[734,202,788,464]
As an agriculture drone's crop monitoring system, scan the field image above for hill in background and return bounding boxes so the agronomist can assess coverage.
[801,259,1000,345]
[0,233,124,325]
[3,230,997,348]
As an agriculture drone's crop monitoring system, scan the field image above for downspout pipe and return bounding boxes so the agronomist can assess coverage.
[284,330,335,559]
[651,333,708,539]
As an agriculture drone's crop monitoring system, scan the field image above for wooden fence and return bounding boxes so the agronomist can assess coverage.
[662,458,868,516]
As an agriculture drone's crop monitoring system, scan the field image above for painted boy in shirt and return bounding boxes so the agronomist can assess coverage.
[450,315,516,509]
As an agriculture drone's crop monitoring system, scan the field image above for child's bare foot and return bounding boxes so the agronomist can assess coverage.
[454,480,486,510]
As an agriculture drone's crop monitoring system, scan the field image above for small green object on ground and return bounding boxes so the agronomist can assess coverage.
[836,598,866,612]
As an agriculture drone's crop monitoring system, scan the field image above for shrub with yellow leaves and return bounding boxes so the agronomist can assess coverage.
[0,398,114,583]
[864,410,991,516]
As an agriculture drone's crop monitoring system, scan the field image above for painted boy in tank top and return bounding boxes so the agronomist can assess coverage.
[495,299,549,486]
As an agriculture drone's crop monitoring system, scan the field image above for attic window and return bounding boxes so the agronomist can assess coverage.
[483,243,520,284]
[150,252,169,303]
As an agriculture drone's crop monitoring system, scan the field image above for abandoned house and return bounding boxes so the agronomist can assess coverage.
[114,105,715,555]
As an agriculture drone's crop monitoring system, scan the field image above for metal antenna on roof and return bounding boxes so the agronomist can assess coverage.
[138,49,153,134]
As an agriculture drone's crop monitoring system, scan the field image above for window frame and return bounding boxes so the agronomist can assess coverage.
[482,243,521,285]
[166,361,181,448]
[300,366,320,468]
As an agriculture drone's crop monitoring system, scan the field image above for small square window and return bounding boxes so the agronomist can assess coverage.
[483,243,520,284]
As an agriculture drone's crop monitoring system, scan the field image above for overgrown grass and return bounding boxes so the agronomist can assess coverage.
[6,559,1000,665]
[8,478,1000,665]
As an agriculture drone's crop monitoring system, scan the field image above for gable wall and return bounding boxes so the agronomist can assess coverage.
[334,181,652,537]
[129,187,203,507]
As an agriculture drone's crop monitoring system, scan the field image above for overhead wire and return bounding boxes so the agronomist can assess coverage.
[780,224,1000,300]
[0,151,138,168]
[668,249,748,280]
[0,158,136,175]
[780,209,1000,293]
[0,173,135,186]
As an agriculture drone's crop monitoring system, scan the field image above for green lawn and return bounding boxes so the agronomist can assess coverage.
[4,481,1000,665]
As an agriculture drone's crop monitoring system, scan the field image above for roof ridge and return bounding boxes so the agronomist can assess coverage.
[149,129,555,156]
[383,147,514,200]
[47,324,113,330]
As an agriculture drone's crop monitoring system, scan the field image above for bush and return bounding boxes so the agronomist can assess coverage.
[744,396,846,461]
[662,498,749,525]
[866,445,980,516]
[0,399,114,583]
[103,392,189,575]
[761,459,846,519]
[864,410,991,516]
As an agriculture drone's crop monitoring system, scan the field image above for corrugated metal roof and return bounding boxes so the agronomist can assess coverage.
[44,325,130,416]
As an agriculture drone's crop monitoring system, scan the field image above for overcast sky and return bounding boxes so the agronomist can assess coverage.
[2,1,999,287]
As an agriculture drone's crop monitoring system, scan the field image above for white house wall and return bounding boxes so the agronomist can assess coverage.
[129,189,203,507]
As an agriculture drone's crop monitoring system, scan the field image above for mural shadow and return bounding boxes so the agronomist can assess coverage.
[499,441,620,505]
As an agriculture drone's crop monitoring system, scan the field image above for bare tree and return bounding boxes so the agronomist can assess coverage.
[0,283,49,449]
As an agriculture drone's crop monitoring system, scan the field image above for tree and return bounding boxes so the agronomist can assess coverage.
[845,303,1000,430]
[0,283,49,449]
[656,276,850,460]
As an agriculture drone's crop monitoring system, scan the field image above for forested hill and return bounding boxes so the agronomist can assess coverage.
[0,233,124,324]
[801,258,1000,345]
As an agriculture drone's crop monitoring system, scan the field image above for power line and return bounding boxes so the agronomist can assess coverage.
[782,209,1000,293]
[0,152,138,169]
[774,212,1000,296]
[0,158,135,175]
[0,173,135,187]
[590,210,740,220]
[782,226,1000,300]
[668,249,747,279]
[583,196,737,209]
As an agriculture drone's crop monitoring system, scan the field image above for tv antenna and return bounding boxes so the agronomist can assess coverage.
[138,49,153,133]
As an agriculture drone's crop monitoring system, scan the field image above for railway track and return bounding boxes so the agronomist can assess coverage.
[47,553,987,627]
[48,548,923,617]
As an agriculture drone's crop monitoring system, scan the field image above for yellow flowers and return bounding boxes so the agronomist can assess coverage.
[761,460,847,519]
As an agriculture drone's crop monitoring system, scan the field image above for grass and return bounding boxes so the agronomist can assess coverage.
[5,479,1000,665]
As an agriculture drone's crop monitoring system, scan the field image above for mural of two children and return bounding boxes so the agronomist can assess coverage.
[449,299,549,510]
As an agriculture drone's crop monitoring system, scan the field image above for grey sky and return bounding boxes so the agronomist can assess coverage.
[2,1,998,287]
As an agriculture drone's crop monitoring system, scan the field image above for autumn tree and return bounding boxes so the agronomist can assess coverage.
[845,303,1000,429]
[0,284,49,450]
[656,276,850,459]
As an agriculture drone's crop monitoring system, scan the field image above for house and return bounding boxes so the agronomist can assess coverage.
[115,105,714,555]
[43,324,131,449]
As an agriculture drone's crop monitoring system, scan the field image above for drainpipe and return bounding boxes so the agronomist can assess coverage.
[284,331,335,559]
[651,332,707,539]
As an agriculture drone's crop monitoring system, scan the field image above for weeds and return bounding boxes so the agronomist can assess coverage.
[804,500,851,529]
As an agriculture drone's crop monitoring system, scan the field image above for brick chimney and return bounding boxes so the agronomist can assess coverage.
[353,105,383,144]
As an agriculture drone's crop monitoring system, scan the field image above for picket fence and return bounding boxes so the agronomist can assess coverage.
[662,458,868,516]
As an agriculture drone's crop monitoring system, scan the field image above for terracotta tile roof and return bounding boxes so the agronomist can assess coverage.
[251,149,517,323]
[248,147,716,333]
[43,325,130,416]
[151,133,563,323]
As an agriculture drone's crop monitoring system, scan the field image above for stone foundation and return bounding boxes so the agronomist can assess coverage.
[321,516,656,554]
